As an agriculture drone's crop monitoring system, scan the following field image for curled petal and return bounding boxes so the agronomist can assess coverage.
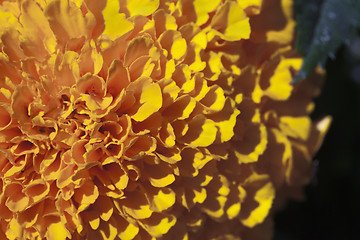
[45,0,91,45]
[240,181,275,228]
[139,213,176,238]
[4,183,29,212]
[180,115,217,147]
[73,180,99,213]
[11,85,34,123]
[20,0,56,58]
[144,161,175,187]
[121,190,152,219]
[106,60,130,99]
[209,1,251,41]
[0,0,329,238]
[127,77,162,122]
[114,214,139,240]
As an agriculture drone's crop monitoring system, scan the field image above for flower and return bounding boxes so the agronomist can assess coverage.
[0,0,330,239]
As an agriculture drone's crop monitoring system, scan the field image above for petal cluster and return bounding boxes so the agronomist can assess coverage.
[0,0,329,240]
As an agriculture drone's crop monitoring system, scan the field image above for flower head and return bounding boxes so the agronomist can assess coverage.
[0,0,330,239]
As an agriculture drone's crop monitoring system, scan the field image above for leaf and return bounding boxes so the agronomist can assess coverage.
[293,0,323,56]
[293,0,360,83]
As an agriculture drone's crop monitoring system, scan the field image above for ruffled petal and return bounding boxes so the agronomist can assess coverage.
[0,0,329,239]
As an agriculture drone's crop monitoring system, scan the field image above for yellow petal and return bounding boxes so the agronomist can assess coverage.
[148,187,176,212]
[207,51,224,79]
[193,187,207,205]
[250,0,295,44]
[127,0,160,17]
[103,0,134,40]
[226,202,241,220]
[4,156,26,178]
[145,161,176,187]
[100,216,118,240]
[46,222,69,240]
[238,0,263,10]
[122,192,152,219]
[235,124,268,163]
[6,219,22,240]
[128,77,162,122]
[20,0,56,55]
[153,10,177,35]
[56,164,77,189]
[159,122,176,147]
[0,6,19,33]
[79,40,103,75]
[124,37,154,67]
[194,0,221,25]
[73,181,99,212]
[24,179,50,204]
[106,163,129,190]
[200,85,226,112]
[181,115,217,147]
[210,1,251,41]
[279,116,311,141]
[140,213,176,238]
[162,95,196,122]
[158,78,180,107]
[45,0,88,43]
[159,30,187,60]
[98,197,114,222]
[192,151,212,173]
[107,60,130,98]
[4,183,29,212]
[201,195,227,219]
[241,182,275,227]
[264,58,302,100]
[54,51,80,88]
[89,216,100,230]
[213,99,240,142]
[271,128,292,167]
[310,116,332,153]
[115,215,139,240]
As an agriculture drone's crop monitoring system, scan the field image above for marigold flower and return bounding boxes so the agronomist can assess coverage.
[0,0,330,239]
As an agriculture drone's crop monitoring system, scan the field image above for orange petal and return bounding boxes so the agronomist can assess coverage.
[180,115,217,147]
[139,213,176,238]
[107,60,130,98]
[11,85,34,123]
[0,105,11,130]
[121,190,152,219]
[20,0,56,58]
[124,37,154,67]
[45,0,90,45]
[73,180,99,212]
[103,162,129,191]
[4,183,29,212]
[144,161,175,187]
[113,214,139,240]
[124,135,156,159]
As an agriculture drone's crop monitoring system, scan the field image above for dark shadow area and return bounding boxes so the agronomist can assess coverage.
[274,44,360,239]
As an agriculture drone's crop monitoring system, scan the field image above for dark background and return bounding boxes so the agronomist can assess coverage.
[274,39,360,239]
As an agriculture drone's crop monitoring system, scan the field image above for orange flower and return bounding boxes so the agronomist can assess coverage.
[0,0,330,239]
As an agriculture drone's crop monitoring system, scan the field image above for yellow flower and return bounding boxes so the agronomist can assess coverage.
[0,0,330,239]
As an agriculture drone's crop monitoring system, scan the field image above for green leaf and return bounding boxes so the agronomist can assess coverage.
[293,0,360,83]
[294,0,323,56]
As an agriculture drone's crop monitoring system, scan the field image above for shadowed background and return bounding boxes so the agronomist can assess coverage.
[274,41,360,239]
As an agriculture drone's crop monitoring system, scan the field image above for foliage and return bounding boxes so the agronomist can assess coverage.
[294,0,360,83]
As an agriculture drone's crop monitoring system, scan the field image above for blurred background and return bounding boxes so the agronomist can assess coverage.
[274,33,360,239]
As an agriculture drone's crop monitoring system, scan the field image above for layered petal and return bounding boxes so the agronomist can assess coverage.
[0,0,329,239]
